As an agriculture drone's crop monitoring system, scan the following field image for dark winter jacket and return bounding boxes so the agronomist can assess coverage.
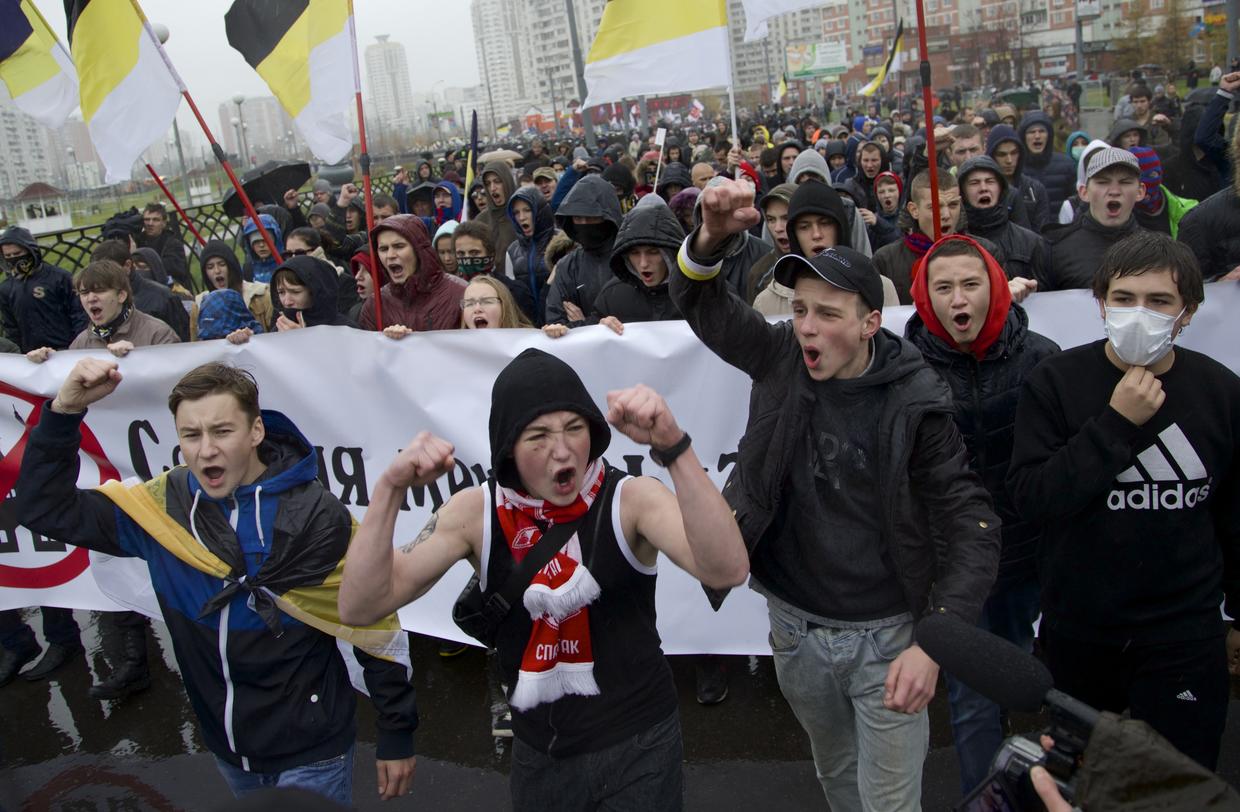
[358,215,466,331]
[1046,213,1143,290]
[0,227,86,351]
[136,228,194,293]
[671,232,1001,621]
[987,124,1048,231]
[276,256,354,327]
[1018,112,1077,214]
[128,266,191,342]
[16,407,418,773]
[475,161,519,260]
[547,176,624,326]
[1191,89,1233,195]
[1176,172,1240,281]
[906,303,1060,586]
[1169,94,1226,202]
[959,156,1051,285]
[591,199,685,324]
[503,187,558,326]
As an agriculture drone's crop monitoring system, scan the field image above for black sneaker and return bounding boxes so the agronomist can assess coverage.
[695,656,729,705]
[0,644,40,687]
[22,640,84,680]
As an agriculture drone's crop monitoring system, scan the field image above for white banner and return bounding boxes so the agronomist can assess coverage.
[2,285,1238,655]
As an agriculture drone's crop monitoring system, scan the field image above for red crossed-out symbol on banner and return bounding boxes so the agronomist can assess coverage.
[0,381,120,589]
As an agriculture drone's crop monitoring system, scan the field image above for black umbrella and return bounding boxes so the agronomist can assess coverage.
[221,160,312,218]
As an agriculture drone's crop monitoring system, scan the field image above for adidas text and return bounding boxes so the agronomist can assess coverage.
[1107,480,1211,511]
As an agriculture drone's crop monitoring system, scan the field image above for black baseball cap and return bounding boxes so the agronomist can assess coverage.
[773,246,884,313]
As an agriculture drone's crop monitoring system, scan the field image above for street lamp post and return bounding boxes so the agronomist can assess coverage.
[232,94,251,167]
[231,117,243,164]
[431,80,446,144]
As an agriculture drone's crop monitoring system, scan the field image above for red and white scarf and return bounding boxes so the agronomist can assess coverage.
[496,459,606,711]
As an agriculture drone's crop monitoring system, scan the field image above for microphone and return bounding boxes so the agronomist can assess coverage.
[915,612,1099,730]
[915,611,1051,712]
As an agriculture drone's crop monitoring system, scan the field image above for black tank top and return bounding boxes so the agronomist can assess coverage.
[482,463,677,755]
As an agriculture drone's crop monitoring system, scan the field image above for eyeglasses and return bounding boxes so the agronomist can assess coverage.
[281,248,310,259]
[460,296,501,309]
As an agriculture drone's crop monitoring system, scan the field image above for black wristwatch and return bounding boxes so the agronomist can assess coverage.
[650,432,692,468]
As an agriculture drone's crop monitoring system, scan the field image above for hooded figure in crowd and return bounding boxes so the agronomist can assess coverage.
[1018,111,1077,214]
[241,214,285,285]
[957,156,1050,286]
[0,226,86,352]
[985,124,1044,231]
[546,175,624,327]
[504,187,558,326]
[192,239,274,338]
[591,196,685,324]
[196,288,265,341]
[475,161,520,260]
[272,256,355,328]
[358,214,466,332]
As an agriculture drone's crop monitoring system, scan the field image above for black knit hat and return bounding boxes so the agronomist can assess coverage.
[489,349,611,489]
[786,182,851,252]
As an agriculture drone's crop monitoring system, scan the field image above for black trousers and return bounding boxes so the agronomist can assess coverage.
[1040,626,1228,770]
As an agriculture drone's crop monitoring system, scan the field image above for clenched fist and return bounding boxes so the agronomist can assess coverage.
[382,432,455,490]
[692,177,761,257]
[606,384,683,450]
[52,357,122,414]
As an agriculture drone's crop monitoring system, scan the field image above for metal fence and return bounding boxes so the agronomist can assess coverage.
[32,175,397,274]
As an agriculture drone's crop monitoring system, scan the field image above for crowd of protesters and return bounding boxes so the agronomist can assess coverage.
[1,66,1239,812]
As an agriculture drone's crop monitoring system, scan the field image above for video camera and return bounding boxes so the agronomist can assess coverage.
[915,612,1240,812]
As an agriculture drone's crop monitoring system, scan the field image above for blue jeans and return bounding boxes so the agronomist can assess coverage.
[510,711,683,812]
[945,577,1040,796]
[214,742,354,804]
[768,603,927,812]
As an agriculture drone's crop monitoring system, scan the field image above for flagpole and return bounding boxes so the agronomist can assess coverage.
[345,0,382,330]
[914,1,942,239]
[144,163,206,247]
[126,0,280,263]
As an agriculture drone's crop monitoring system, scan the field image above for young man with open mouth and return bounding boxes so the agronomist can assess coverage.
[340,349,748,810]
[17,361,418,804]
[671,177,1000,812]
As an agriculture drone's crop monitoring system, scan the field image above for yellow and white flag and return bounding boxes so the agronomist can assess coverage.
[224,0,354,164]
[65,0,182,183]
[583,0,731,108]
[0,0,78,128]
[859,20,905,98]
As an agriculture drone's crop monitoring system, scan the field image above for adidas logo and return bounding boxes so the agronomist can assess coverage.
[1107,424,1212,511]
[1177,690,1198,702]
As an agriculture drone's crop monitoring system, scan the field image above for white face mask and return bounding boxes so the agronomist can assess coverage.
[1104,305,1185,367]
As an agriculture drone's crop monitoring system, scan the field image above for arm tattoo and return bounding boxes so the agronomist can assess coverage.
[399,512,438,554]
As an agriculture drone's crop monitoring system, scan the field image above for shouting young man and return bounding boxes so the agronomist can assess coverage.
[17,361,418,804]
[672,177,1000,812]
[339,349,748,811]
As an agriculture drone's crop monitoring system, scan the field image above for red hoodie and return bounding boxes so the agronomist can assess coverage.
[359,214,465,332]
[910,234,1011,360]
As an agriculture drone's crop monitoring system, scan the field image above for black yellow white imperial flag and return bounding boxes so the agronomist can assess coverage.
[225,0,355,164]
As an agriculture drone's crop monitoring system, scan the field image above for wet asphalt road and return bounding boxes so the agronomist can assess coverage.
[3,609,1240,811]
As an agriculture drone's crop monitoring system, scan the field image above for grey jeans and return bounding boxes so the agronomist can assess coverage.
[769,602,928,812]
[510,711,683,812]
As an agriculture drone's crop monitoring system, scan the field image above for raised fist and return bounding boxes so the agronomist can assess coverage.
[383,431,455,490]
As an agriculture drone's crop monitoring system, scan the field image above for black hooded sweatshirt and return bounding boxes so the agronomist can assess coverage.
[1046,213,1144,291]
[547,176,624,326]
[591,200,685,324]
[277,256,354,327]
[0,226,86,351]
[504,187,558,326]
[958,156,1051,286]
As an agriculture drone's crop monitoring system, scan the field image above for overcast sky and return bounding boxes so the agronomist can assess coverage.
[41,0,480,149]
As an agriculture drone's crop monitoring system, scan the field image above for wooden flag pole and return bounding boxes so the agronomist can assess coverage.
[128,0,280,262]
[346,0,382,330]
